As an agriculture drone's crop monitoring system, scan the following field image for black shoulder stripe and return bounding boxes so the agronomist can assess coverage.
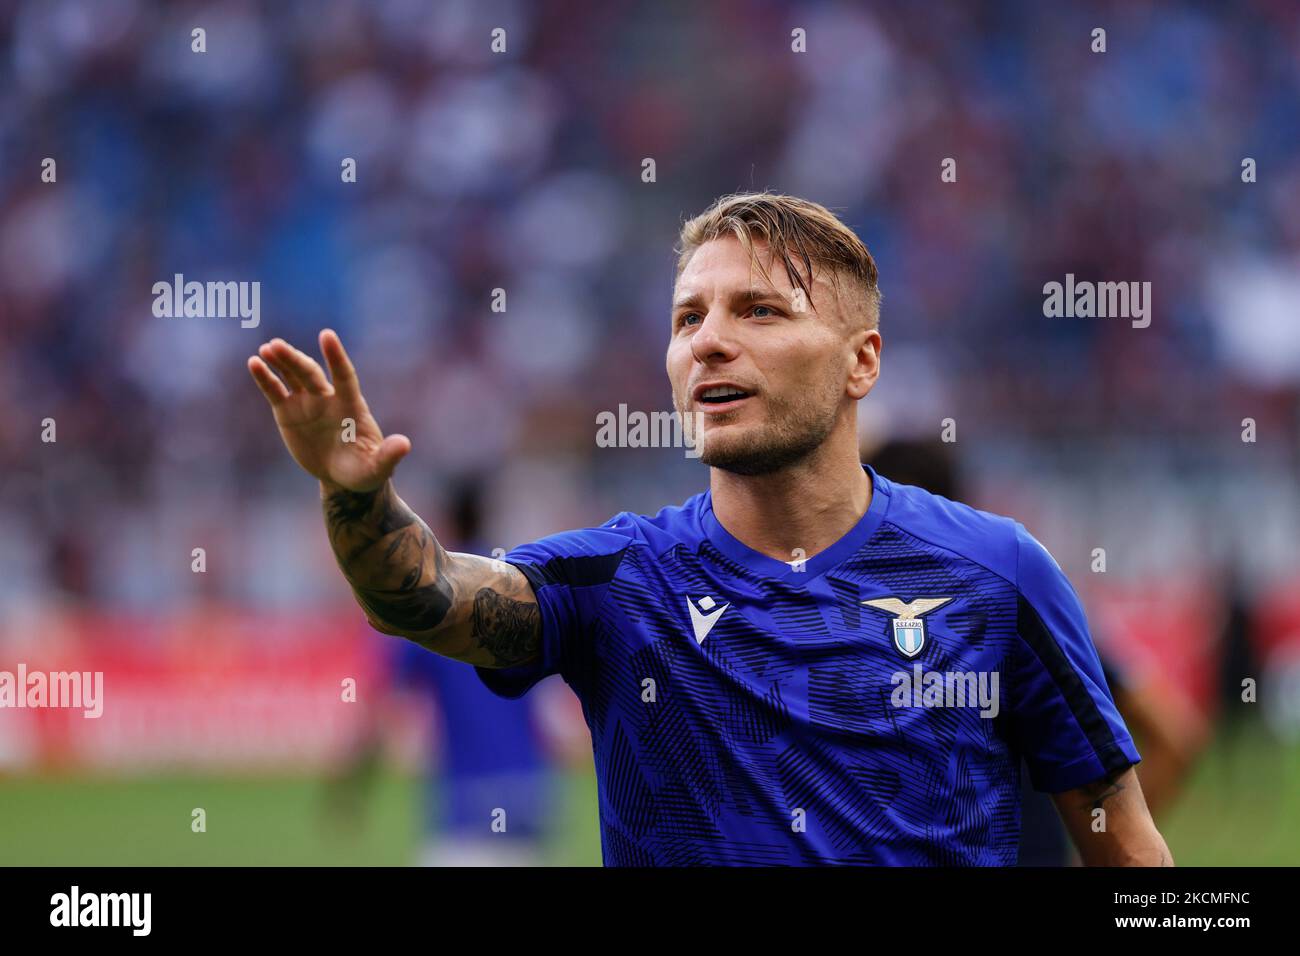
[1016,594,1132,779]
[511,548,629,591]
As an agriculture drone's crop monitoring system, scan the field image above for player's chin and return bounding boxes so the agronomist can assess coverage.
[697,424,765,468]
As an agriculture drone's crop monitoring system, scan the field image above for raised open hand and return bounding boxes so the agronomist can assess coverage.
[247,330,411,493]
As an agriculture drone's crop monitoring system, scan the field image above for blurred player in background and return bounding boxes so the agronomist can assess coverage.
[864,436,1206,865]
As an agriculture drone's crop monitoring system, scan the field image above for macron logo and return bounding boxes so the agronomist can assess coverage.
[687,595,728,644]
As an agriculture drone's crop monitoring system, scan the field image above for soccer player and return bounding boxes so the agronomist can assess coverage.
[247,192,1172,866]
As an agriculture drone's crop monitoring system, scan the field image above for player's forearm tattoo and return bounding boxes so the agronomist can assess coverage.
[1076,774,1125,813]
[321,482,542,666]
[323,483,453,633]
[471,587,541,666]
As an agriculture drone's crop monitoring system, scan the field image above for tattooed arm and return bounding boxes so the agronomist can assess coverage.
[322,480,541,668]
[247,330,540,669]
[1050,765,1174,866]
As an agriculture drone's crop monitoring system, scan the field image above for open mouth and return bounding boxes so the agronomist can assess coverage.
[694,384,754,411]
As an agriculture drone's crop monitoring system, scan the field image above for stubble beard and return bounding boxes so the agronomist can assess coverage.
[683,386,842,477]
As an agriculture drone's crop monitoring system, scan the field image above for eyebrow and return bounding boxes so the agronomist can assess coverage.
[671,288,790,311]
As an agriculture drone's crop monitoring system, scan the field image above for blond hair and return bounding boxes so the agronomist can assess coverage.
[675,191,881,328]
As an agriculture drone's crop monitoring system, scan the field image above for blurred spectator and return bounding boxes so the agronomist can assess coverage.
[1,0,1298,621]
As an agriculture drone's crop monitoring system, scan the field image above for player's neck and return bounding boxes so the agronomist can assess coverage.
[708,434,871,564]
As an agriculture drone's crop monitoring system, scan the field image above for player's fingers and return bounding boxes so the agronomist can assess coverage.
[271,338,332,395]
[258,341,307,392]
[320,329,360,394]
[247,356,291,405]
[287,342,333,395]
[373,433,412,480]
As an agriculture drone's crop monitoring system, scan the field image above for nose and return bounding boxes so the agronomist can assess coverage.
[689,307,740,365]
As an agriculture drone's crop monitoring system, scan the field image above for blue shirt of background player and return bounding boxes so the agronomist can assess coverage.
[390,626,549,842]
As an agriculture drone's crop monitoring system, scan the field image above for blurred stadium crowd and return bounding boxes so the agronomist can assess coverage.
[1,0,1299,734]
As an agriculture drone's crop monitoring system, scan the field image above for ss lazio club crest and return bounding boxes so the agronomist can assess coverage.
[860,596,954,659]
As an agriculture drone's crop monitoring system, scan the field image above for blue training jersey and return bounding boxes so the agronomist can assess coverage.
[476,463,1139,865]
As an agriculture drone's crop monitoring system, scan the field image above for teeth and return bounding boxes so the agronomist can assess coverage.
[701,386,746,400]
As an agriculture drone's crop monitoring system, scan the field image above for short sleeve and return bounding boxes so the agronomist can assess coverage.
[474,518,632,700]
[1008,523,1141,793]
